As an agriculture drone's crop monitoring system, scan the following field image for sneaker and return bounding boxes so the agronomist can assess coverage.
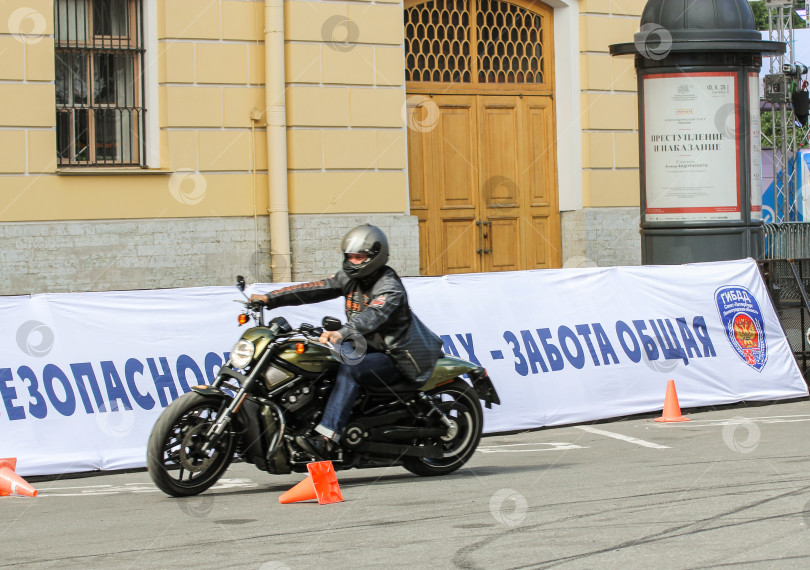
[295,434,338,461]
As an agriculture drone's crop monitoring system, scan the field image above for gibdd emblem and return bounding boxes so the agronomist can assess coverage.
[715,286,767,372]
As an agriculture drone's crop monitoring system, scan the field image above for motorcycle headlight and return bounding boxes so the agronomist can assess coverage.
[230,338,255,369]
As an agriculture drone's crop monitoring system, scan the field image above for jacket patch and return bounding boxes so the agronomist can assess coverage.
[371,295,387,307]
[346,292,370,313]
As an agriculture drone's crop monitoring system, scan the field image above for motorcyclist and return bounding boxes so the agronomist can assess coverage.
[249,224,443,460]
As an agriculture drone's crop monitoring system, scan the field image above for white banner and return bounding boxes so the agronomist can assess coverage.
[1,259,806,476]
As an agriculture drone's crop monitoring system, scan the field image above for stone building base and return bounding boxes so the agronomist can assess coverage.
[0,214,419,295]
[0,217,272,295]
[289,214,420,281]
[1,210,639,295]
[561,207,641,268]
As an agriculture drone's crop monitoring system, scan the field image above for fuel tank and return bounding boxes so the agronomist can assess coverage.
[275,340,340,374]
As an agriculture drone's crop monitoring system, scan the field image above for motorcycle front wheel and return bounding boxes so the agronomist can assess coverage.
[147,392,235,497]
[403,379,483,477]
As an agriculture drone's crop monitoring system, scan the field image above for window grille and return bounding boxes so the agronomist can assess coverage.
[405,0,546,85]
[476,0,543,84]
[55,0,145,167]
[405,0,472,83]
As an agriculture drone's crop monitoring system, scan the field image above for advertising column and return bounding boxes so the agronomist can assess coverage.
[609,0,784,265]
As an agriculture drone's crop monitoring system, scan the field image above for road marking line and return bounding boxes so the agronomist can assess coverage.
[575,426,670,449]
[478,442,586,453]
[39,478,258,497]
[697,414,810,421]
[688,415,810,426]
[44,484,114,491]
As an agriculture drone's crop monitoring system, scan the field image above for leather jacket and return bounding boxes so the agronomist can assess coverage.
[264,266,443,383]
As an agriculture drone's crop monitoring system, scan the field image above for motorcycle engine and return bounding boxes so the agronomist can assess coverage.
[279,380,317,412]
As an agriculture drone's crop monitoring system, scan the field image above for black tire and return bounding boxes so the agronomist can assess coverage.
[147,392,235,497]
[403,379,483,477]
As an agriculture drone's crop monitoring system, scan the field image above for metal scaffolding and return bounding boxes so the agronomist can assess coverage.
[763,1,807,223]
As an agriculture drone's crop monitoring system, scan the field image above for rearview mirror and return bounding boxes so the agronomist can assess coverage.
[236,275,246,292]
[322,316,342,331]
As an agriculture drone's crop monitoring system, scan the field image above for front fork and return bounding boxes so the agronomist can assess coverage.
[200,346,277,453]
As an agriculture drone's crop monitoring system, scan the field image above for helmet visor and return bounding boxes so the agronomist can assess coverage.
[343,234,375,255]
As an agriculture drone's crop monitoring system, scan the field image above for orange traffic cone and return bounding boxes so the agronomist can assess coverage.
[0,458,38,497]
[279,460,343,505]
[654,380,690,423]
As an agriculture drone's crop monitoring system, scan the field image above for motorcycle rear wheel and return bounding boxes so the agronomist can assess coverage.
[147,392,235,497]
[403,379,483,477]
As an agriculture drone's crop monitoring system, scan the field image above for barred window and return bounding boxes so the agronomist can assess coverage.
[55,0,145,167]
[405,0,546,85]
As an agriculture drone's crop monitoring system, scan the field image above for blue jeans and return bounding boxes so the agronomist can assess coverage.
[317,352,397,441]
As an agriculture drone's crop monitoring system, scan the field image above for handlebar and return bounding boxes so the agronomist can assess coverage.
[266,326,334,350]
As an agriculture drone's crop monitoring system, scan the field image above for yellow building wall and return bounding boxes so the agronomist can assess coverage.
[284,0,408,214]
[0,0,409,222]
[579,0,644,209]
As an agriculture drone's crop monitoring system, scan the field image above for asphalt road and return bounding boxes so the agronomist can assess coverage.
[3,399,810,569]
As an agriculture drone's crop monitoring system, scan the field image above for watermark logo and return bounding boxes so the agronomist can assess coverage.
[329,332,368,366]
[403,95,440,133]
[249,249,273,281]
[482,175,519,204]
[8,7,47,45]
[634,24,672,61]
[249,248,291,282]
[16,321,55,357]
[321,15,359,53]
[168,169,207,206]
[642,353,681,374]
[95,410,136,439]
[714,103,745,142]
[176,494,215,518]
[721,417,761,454]
[489,488,528,527]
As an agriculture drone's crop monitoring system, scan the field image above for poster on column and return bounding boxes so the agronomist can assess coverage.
[0,259,807,476]
[643,72,741,222]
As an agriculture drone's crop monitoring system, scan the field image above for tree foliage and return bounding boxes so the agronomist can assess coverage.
[751,2,808,148]
[750,1,806,31]
[760,109,810,149]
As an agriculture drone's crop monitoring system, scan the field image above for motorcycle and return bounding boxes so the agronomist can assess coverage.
[147,276,500,497]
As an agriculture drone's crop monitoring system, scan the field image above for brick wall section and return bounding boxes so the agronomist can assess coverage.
[0,217,272,295]
[561,207,640,267]
[289,213,419,281]
[0,213,419,295]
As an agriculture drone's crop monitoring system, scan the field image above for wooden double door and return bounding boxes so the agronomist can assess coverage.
[407,93,560,275]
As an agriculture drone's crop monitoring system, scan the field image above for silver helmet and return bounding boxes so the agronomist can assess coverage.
[341,224,389,279]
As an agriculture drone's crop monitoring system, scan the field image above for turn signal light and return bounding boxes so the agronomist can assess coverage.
[238,314,249,325]
[295,343,306,354]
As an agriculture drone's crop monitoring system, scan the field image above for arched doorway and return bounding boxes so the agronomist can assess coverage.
[404,0,560,275]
